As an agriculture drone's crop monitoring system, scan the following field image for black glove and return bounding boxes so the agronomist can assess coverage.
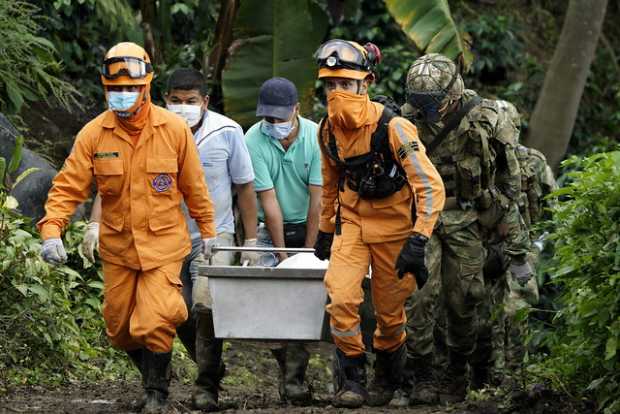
[509,256,533,287]
[395,234,429,288]
[314,231,334,260]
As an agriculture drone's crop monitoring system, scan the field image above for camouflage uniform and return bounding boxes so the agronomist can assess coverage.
[503,142,557,370]
[398,54,518,404]
[469,92,530,389]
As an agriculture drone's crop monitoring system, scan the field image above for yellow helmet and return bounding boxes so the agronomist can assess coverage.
[100,42,153,86]
[315,39,380,80]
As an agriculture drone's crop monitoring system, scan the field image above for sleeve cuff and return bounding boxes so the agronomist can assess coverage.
[319,221,336,234]
[412,222,433,239]
[40,225,61,240]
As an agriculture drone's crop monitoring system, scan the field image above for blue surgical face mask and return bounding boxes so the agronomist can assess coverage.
[261,119,294,140]
[107,91,140,112]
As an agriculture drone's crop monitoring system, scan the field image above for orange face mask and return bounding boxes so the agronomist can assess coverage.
[327,90,373,130]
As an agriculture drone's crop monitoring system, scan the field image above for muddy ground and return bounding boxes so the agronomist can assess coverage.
[0,342,591,414]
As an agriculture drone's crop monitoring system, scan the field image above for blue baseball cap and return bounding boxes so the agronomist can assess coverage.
[256,77,298,120]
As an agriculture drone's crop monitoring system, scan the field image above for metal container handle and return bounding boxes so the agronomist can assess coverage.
[211,246,315,254]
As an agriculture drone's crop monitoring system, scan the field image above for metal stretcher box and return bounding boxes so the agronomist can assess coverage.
[199,264,329,341]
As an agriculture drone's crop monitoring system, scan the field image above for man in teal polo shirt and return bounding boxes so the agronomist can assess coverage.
[245,77,322,405]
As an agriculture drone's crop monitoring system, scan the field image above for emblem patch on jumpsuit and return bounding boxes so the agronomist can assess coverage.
[152,174,173,192]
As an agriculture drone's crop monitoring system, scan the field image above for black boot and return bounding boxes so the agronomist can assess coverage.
[127,348,144,374]
[332,348,368,408]
[271,343,312,405]
[193,310,225,411]
[367,344,406,406]
[142,350,172,414]
[410,355,438,405]
[388,355,415,408]
[438,349,468,405]
[126,348,146,410]
[176,312,197,362]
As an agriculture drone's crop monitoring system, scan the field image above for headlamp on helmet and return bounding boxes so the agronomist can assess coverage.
[315,39,381,80]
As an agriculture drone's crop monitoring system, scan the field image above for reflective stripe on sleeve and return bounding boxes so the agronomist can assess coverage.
[394,122,434,218]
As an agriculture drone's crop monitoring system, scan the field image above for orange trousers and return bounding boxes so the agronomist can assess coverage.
[102,260,187,353]
[324,223,416,356]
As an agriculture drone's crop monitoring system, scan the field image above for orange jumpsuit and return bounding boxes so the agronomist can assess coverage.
[320,101,445,356]
[38,105,216,353]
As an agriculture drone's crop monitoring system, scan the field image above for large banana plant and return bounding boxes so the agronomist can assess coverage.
[385,0,472,66]
[221,0,328,128]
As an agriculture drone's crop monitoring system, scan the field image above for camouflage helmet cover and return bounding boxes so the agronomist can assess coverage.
[497,100,521,131]
[406,53,464,107]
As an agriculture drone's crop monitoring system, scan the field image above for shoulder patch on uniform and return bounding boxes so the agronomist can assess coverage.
[94,151,119,159]
[397,141,420,159]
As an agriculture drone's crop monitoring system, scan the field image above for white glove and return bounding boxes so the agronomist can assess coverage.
[240,238,261,266]
[202,237,218,261]
[41,238,68,265]
[81,222,99,263]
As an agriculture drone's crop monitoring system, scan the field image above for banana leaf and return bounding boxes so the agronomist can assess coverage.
[385,0,472,67]
[222,0,328,128]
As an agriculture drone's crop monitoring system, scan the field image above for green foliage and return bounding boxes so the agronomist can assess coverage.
[0,0,79,114]
[30,0,142,104]
[221,0,329,127]
[326,0,420,106]
[0,215,134,387]
[529,151,620,413]
[0,139,131,389]
[385,0,472,66]
[465,15,523,81]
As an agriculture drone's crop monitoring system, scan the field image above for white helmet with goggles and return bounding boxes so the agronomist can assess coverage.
[315,39,381,80]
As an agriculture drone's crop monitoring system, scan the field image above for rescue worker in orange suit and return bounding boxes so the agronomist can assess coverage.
[312,39,445,408]
[37,42,216,414]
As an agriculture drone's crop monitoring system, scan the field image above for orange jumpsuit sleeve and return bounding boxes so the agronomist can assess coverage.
[317,123,339,234]
[176,124,216,239]
[388,118,445,238]
[37,129,95,240]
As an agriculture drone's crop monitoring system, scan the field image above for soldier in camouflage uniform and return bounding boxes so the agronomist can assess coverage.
[468,90,533,390]
[390,53,527,405]
[497,100,558,374]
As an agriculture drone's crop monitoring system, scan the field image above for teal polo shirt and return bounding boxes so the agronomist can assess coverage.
[245,116,322,224]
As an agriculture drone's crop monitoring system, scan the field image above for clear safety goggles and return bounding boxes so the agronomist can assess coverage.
[315,39,370,71]
[101,56,153,80]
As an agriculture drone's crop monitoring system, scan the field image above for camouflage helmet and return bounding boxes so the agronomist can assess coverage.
[497,100,521,131]
[406,53,464,108]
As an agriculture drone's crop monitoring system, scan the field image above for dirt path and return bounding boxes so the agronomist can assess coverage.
[0,343,587,414]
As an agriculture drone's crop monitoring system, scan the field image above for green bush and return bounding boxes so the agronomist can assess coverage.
[0,142,132,390]
[0,216,135,388]
[529,151,620,413]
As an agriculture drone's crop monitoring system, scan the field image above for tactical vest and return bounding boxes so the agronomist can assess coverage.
[319,108,409,234]
[320,108,407,200]
[414,93,495,211]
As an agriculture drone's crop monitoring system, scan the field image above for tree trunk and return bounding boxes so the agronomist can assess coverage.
[524,0,608,170]
[205,0,238,83]
[139,0,160,63]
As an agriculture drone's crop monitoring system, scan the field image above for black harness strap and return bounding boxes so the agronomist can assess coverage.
[426,95,482,154]
[319,108,398,235]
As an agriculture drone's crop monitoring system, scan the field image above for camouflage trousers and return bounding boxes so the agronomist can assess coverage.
[405,221,486,361]
[503,251,540,370]
[471,241,510,377]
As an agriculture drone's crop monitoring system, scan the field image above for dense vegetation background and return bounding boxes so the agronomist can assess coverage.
[0,0,618,412]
